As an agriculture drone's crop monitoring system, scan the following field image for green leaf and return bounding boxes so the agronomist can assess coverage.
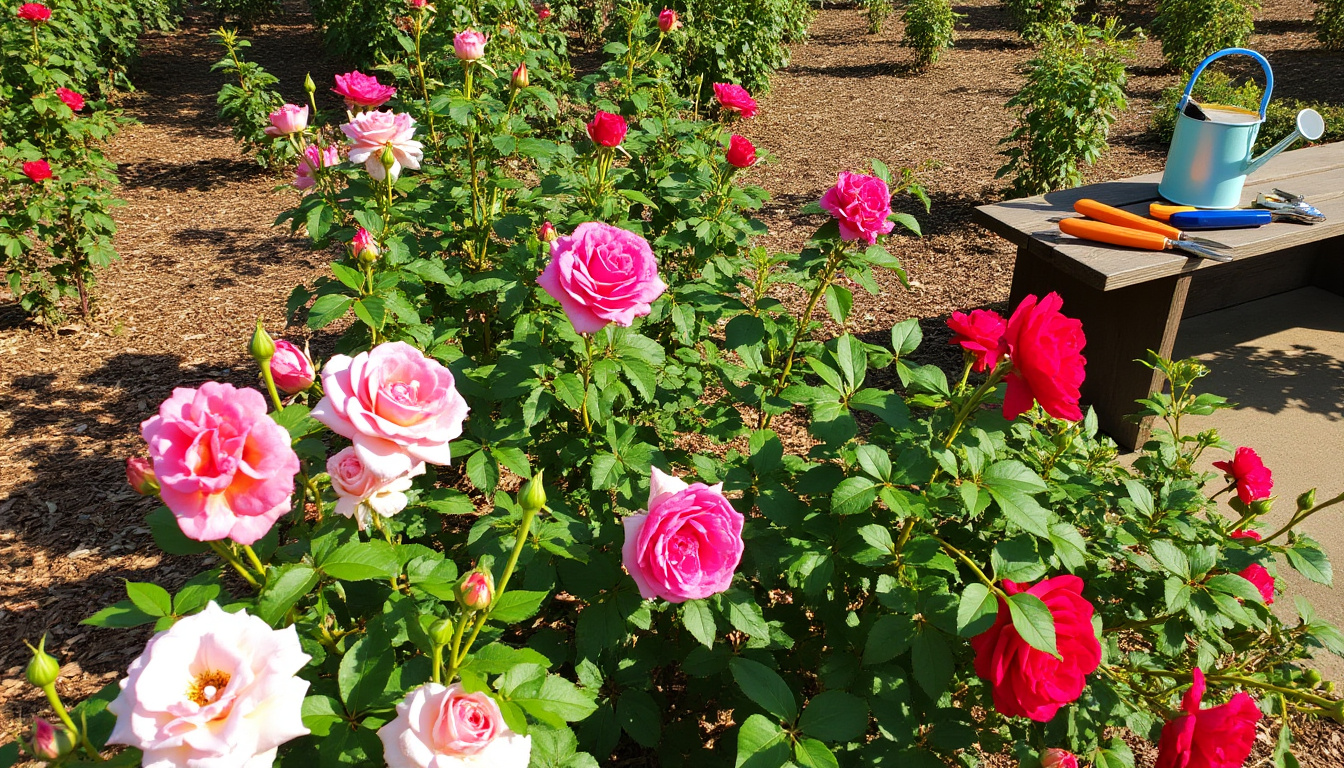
[981,461,1051,538]
[723,589,771,640]
[329,262,364,292]
[681,599,716,648]
[824,284,853,325]
[1285,540,1333,586]
[147,506,209,555]
[1006,592,1058,657]
[338,636,394,714]
[256,564,319,625]
[616,689,662,747]
[729,658,797,722]
[490,590,549,623]
[832,476,878,516]
[83,600,156,628]
[793,738,840,768]
[1149,540,1191,580]
[735,714,791,768]
[125,581,172,617]
[910,625,954,698]
[320,540,400,581]
[956,583,999,637]
[903,364,949,397]
[307,294,353,329]
[502,665,599,725]
[1206,573,1265,603]
[863,614,915,666]
[890,318,922,356]
[799,690,869,742]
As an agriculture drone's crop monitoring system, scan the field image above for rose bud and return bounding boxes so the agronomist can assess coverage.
[249,317,276,365]
[22,160,52,183]
[352,227,379,263]
[454,29,487,61]
[17,3,51,23]
[429,618,454,646]
[126,457,160,496]
[1040,749,1079,768]
[270,340,316,395]
[25,636,60,688]
[658,8,680,33]
[458,568,495,611]
[726,134,757,168]
[511,62,529,90]
[304,72,316,95]
[520,470,547,513]
[538,221,558,242]
[586,110,628,148]
[28,717,74,760]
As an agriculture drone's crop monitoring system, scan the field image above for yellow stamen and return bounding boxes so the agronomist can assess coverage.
[186,670,231,706]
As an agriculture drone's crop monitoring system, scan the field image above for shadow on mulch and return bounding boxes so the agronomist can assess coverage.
[119,156,271,192]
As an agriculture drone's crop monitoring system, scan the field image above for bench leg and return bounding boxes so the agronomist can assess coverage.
[1008,246,1192,451]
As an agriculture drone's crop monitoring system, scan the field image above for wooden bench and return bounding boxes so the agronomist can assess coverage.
[973,142,1344,450]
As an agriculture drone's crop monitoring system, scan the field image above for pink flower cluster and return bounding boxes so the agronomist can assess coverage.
[294,144,339,190]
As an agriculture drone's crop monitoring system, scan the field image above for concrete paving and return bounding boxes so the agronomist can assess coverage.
[1171,287,1344,680]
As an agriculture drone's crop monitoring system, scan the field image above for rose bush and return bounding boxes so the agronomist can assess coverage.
[9,2,1344,768]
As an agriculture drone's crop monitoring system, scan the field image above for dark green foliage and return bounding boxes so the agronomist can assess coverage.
[1006,0,1078,42]
[211,29,290,169]
[1153,0,1256,72]
[1316,0,1344,49]
[1151,70,1344,152]
[902,0,962,68]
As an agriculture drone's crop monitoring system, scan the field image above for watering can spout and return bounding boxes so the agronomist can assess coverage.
[1245,108,1326,176]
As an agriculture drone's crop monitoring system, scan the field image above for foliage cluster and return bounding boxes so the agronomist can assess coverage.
[902,0,962,69]
[212,28,291,168]
[1006,0,1078,43]
[1150,69,1344,152]
[1151,0,1256,73]
[1320,0,1344,49]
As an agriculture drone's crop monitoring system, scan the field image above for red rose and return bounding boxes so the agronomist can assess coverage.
[1155,668,1261,768]
[713,82,758,119]
[1212,447,1273,504]
[586,110,627,148]
[533,2,550,20]
[970,575,1102,722]
[726,134,756,168]
[22,160,52,182]
[1002,292,1086,422]
[17,2,51,22]
[948,308,1007,373]
[658,8,680,32]
[1229,529,1261,542]
[1237,563,1274,605]
[55,87,85,112]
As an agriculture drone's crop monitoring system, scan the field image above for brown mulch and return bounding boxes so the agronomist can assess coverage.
[3,0,1344,761]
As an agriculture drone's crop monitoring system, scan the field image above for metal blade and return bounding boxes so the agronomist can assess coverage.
[1173,240,1233,262]
[1179,233,1231,249]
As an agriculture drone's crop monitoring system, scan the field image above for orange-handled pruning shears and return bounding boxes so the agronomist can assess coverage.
[1058,218,1233,262]
[1073,199,1227,249]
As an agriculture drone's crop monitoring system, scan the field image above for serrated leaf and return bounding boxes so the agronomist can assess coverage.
[957,583,999,637]
[681,599,716,648]
[799,690,868,742]
[125,581,172,617]
[730,658,797,722]
[1006,592,1058,657]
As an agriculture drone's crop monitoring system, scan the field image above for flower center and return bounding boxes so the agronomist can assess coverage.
[186,670,231,706]
[385,380,420,406]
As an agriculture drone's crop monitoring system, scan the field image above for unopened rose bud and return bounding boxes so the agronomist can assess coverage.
[270,340,316,395]
[1305,669,1323,688]
[520,470,546,513]
[453,29,487,61]
[380,144,396,173]
[28,717,73,760]
[352,227,380,263]
[304,72,316,95]
[458,568,494,611]
[25,636,60,689]
[658,8,680,33]
[511,62,528,90]
[1326,680,1337,694]
[429,617,454,646]
[126,457,159,496]
[1298,488,1317,511]
[250,317,276,365]
[538,221,558,243]
[1040,748,1079,768]
[1250,498,1273,517]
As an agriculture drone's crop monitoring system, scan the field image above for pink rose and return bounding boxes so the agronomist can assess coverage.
[454,29,487,60]
[458,569,494,611]
[379,683,531,768]
[1155,668,1261,768]
[141,382,299,545]
[327,447,424,530]
[18,3,50,22]
[1213,447,1273,504]
[948,308,1007,373]
[28,717,71,760]
[621,467,745,603]
[713,82,758,119]
[294,144,338,190]
[726,134,757,168]
[107,602,310,767]
[23,160,52,182]
[537,221,667,334]
[970,575,1102,722]
[311,341,470,478]
[819,170,895,244]
[1040,749,1078,768]
[341,110,423,182]
[586,110,628,148]
[1230,529,1261,542]
[55,87,85,112]
[352,226,379,257]
[264,103,308,137]
[270,339,315,394]
[1002,292,1086,422]
[1238,563,1274,604]
[126,457,159,496]
[333,70,397,109]
[658,8,680,32]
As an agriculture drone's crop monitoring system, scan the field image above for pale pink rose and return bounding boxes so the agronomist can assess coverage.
[819,170,895,245]
[379,683,531,768]
[341,110,423,182]
[327,447,425,530]
[294,144,339,190]
[270,340,315,394]
[263,103,308,137]
[107,602,310,768]
[141,382,299,545]
[454,29,487,61]
[537,221,667,334]
[621,467,745,603]
[311,342,470,478]
[333,70,397,109]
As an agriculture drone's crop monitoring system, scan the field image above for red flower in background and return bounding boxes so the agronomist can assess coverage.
[1155,668,1260,768]
[55,87,85,112]
[948,308,1007,373]
[1229,529,1261,542]
[1238,563,1274,605]
[726,135,756,168]
[18,3,51,22]
[1002,292,1086,422]
[22,160,52,182]
[1213,447,1273,504]
[713,83,758,119]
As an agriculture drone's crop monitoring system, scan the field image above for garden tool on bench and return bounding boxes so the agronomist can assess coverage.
[1158,48,1325,209]
[1057,218,1233,262]
[1072,198,1230,249]
[1148,190,1325,228]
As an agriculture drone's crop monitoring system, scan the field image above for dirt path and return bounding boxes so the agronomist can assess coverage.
[2,0,1342,754]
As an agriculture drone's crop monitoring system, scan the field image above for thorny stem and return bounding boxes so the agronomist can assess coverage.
[1124,666,1338,708]
[1262,488,1344,545]
[208,541,260,590]
[580,334,595,433]
[931,534,1005,598]
[760,242,846,430]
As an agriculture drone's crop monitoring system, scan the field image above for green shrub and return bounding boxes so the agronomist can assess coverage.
[1006,0,1077,42]
[998,19,1135,197]
[1318,0,1344,49]
[1151,70,1344,151]
[677,0,813,96]
[862,0,895,33]
[211,29,289,169]
[203,0,279,30]
[902,0,961,68]
[308,0,403,65]
[1153,0,1256,72]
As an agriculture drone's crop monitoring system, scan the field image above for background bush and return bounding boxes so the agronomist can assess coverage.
[1152,0,1257,72]
[902,0,961,68]
[1150,69,1344,151]
[1317,0,1344,49]
[1006,0,1078,42]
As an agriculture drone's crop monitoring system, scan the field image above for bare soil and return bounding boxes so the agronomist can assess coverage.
[3,0,1344,761]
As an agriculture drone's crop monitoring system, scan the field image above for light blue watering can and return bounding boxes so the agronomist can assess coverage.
[1158,48,1325,209]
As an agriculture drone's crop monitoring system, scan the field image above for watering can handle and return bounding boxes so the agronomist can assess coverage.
[1177,48,1274,120]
